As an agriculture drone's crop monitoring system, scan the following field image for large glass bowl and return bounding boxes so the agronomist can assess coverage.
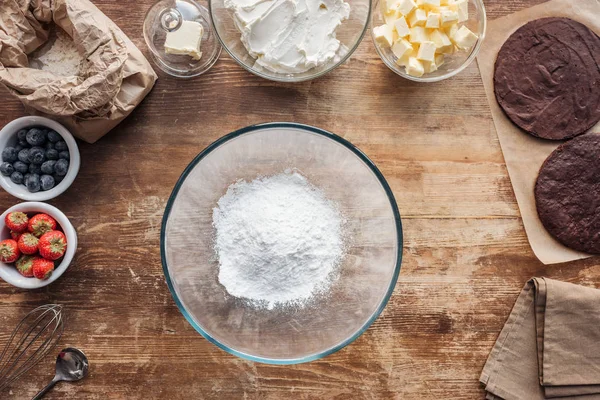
[371,0,486,82]
[161,123,402,364]
[208,0,371,82]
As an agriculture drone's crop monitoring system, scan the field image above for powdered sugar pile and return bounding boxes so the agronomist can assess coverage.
[213,170,344,309]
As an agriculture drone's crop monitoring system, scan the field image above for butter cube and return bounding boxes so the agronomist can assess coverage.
[440,0,450,4]
[417,41,436,62]
[419,0,440,7]
[384,10,397,26]
[394,17,411,37]
[392,38,413,59]
[425,12,440,28]
[386,0,401,13]
[429,29,453,53]
[398,0,417,15]
[435,53,445,67]
[164,20,204,60]
[408,9,427,27]
[409,26,429,43]
[453,25,478,49]
[373,24,394,47]
[440,9,459,27]
[445,23,458,39]
[451,0,469,22]
[396,47,417,66]
[405,57,425,77]
[423,60,437,73]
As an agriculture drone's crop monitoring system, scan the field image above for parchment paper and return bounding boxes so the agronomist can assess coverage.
[0,0,158,143]
[476,0,600,265]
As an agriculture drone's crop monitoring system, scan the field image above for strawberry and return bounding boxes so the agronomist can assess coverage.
[15,255,36,277]
[18,233,39,255]
[28,213,57,237]
[5,212,28,233]
[0,239,20,263]
[32,258,54,280]
[10,231,22,241]
[38,231,67,260]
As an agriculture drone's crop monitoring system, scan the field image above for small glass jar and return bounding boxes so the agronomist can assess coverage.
[143,0,221,78]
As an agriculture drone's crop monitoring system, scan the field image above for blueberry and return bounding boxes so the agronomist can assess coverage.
[53,173,64,184]
[18,149,30,163]
[17,129,28,142]
[54,141,68,151]
[47,130,62,143]
[46,149,59,160]
[26,174,41,193]
[26,128,46,146]
[28,147,45,164]
[41,160,56,174]
[23,173,31,182]
[59,151,70,160]
[29,163,42,175]
[2,147,18,163]
[40,175,55,191]
[10,171,23,184]
[45,141,54,150]
[13,161,28,174]
[18,138,29,147]
[54,159,69,176]
[0,162,14,176]
[14,144,24,152]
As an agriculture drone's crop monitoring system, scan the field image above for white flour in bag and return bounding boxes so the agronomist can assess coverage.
[213,170,345,309]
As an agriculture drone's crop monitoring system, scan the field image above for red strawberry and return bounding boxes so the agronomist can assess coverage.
[32,258,54,280]
[5,212,28,233]
[10,231,22,241]
[0,239,20,263]
[18,233,39,255]
[15,255,36,277]
[38,231,67,260]
[28,214,57,237]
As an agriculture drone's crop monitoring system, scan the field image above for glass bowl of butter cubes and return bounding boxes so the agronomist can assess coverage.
[144,0,222,78]
[371,0,485,81]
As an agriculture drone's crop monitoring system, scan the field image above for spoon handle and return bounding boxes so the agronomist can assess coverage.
[31,377,59,400]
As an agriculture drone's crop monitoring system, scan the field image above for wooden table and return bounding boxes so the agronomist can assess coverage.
[1,0,598,398]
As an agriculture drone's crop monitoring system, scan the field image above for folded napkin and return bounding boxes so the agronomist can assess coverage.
[481,278,600,399]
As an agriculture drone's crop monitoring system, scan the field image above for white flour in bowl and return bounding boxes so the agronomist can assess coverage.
[213,170,344,309]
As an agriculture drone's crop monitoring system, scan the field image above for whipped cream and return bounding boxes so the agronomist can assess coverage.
[225,0,351,73]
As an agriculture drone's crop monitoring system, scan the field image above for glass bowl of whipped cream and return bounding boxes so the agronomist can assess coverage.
[161,123,402,364]
[209,0,371,81]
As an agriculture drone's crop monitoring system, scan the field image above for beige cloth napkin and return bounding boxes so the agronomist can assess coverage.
[481,278,600,399]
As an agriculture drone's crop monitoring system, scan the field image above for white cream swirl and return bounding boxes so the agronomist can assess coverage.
[225,0,351,73]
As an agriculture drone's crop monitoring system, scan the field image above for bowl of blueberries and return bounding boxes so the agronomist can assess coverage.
[0,116,80,201]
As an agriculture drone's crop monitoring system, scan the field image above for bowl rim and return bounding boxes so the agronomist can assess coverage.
[0,202,77,289]
[160,122,403,364]
[208,0,372,82]
[0,116,81,201]
[370,0,487,82]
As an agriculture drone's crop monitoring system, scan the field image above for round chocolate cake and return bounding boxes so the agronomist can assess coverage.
[494,17,600,140]
[535,134,600,254]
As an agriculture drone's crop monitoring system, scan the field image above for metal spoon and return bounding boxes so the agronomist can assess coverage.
[32,348,89,400]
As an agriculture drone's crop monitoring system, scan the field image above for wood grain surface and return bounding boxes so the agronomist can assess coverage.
[1,0,598,398]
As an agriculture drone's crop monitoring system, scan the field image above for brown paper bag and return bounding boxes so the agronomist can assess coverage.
[0,0,158,143]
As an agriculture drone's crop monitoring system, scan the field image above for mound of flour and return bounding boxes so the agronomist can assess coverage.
[213,170,344,309]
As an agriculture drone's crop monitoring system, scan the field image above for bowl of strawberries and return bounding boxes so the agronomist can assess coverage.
[0,202,76,288]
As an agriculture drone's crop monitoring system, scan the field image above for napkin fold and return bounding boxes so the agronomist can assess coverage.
[481,278,600,399]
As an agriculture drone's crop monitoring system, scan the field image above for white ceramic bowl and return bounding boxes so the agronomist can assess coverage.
[0,202,77,289]
[0,116,80,201]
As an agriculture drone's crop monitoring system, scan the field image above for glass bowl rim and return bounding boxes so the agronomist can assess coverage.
[370,0,487,82]
[208,0,372,82]
[160,122,404,364]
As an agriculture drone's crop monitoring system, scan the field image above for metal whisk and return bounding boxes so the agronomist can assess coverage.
[0,304,64,392]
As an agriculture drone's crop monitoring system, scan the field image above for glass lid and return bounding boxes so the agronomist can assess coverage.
[143,0,221,78]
